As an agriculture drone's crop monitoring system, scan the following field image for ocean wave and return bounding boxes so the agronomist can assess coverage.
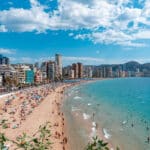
[73,96,82,100]
[88,103,91,106]
[92,122,97,127]
[90,127,97,138]
[90,122,98,139]
[103,128,111,139]
[122,120,127,125]
[83,113,90,120]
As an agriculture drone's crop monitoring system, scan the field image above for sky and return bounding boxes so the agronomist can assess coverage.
[0,0,150,66]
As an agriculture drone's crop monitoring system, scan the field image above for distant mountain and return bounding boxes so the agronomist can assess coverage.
[142,63,150,70]
[83,61,150,72]
[124,61,140,71]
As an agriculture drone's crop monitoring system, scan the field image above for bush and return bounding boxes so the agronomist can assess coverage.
[0,122,52,150]
[86,136,120,150]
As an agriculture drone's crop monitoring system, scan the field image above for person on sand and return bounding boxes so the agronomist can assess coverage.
[63,137,68,144]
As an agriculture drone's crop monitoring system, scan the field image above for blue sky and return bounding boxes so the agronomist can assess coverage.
[0,0,150,66]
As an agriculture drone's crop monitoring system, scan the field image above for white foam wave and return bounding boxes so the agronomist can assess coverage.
[122,120,127,125]
[73,96,82,100]
[92,122,97,127]
[88,103,91,106]
[103,128,111,139]
[83,113,90,120]
[90,127,97,138]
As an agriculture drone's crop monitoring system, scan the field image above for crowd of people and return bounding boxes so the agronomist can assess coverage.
[0,83,63,130]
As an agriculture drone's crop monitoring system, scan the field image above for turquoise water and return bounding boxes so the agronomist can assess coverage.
[62,78,150,150]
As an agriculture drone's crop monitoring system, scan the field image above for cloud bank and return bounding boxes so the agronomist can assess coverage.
[0,48,16,54]
[0,0,150,47]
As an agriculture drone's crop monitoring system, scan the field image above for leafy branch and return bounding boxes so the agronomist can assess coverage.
[0,122,52,150]
[86,136,120,150]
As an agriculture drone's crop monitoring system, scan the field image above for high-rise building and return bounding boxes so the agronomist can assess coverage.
[15,65,31,84]
[77,62,83,78]
[25,70,34,84]
[63,66,71,79]
[71,63,83,78]
[47,61,55,81]
[35,70,43,83]
[41,62,48,81]
[0,75,3,86]
[88,67,93,78]
[72,63,78,78]
[0,55,9,65]
[83,66,93,78]
[101,67,106,78]
[69,69,75,79]
[106,66,113,78]
[55,54,62,78]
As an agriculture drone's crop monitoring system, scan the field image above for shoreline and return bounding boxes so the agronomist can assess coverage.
[62,79,117,150]
[0,78,110,150]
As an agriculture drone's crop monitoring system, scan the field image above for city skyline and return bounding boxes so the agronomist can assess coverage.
[0,0,150,65]
[0,52,150,93]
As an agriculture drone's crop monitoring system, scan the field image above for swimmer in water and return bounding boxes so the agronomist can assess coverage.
[147,137,150,143]
[146,127,149,131]
[131,123,134,127]
[93,113,95,121]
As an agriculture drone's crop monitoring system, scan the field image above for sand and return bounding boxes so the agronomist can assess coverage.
[0,79,105,150]
[0,83,72,150]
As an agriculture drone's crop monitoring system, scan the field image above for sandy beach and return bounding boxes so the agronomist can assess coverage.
[0,79,109,150]
[0,83,72,150]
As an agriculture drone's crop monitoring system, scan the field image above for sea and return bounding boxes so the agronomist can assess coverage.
[62,78,150,150]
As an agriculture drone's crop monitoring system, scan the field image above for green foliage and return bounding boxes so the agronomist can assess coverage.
[0,122,52,150]
[116,147,120,150]
[86,136,120,150]
[30,122,52,150]
[0,133,8,150]
[1,123,120,150]
[14,133,32,149]
[0,119,9,129]
[86,136,109,150]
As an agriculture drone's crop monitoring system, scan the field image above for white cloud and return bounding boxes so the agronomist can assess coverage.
[20,57,38,63]
[63,56,104,62]
[0,48,16,54]
[133,30,150,39]
[68,33,74,36]
[118,41,147,47]
[63,56,104,65]
[0,0,150,47]
[8,1,13,5]
[0,25,7,32]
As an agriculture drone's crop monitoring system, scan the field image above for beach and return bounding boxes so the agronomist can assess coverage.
[0,83,72,150]
[1,78,149,150]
